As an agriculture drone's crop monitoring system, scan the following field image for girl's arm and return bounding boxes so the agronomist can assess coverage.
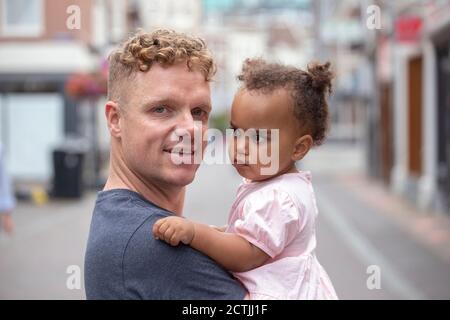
[210,224,227,232]
[153,216,270,272]
[191,221,270,272]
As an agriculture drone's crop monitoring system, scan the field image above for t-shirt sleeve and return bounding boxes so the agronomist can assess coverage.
[232,188,301,258]
[123,216,247,300]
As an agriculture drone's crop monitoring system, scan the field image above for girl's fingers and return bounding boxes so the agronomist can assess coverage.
[154,220,170,240]
[153,218,165,233]
[170,233,180,246]
[153,218,182,245]
[152,221,161,236]
[163,227,175,242]
[157,220,170,235]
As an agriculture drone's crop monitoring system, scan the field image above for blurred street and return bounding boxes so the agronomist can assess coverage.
[1,142,450,299]
[1,0,450,301]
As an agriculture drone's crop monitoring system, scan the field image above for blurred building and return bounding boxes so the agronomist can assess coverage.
[0,0,131,189]
[136,0,202,33]
[2,0,447,213]
[306,0,450,214]
[361,0,450,214]
[313,0,369,143]
[200,0,314,114]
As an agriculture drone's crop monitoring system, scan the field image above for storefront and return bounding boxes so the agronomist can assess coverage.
[0,74,67,182]
[435,30,450,212]
[0,42,96,184]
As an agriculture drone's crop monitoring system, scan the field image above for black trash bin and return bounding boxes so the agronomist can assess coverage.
[52,145,85,199]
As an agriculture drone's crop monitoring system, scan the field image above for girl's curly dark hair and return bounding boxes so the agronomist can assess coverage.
[237,58,333,146]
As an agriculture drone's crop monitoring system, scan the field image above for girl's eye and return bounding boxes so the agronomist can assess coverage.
[231,128,242,138]
[251,134,262,143]
[252,132,267,143]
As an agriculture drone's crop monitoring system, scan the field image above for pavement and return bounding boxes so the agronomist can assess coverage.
[1,142,450,299]
[0,194,93,299]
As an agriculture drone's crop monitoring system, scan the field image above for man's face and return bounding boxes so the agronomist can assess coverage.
[117,62,211,188]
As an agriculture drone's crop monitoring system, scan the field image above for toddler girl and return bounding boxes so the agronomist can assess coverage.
[153,58,338,300]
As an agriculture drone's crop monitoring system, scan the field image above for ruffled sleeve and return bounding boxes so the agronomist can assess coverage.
[232,188,301,258]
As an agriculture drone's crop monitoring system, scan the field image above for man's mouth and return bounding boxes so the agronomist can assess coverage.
[233,159,249,166]
[163,148,195,155]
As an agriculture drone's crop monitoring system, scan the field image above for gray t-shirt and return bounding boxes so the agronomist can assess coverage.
[84,189,246,300]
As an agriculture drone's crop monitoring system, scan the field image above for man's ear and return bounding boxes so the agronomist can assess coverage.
[292,135,313,161]
[105,101,122,138]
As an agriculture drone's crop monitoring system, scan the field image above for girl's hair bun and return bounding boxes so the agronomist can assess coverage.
[307,61,333,94]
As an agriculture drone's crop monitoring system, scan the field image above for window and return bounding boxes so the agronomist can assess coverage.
[1,0,44,37]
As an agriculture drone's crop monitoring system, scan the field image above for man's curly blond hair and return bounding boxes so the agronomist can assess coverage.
[108,29,216,102]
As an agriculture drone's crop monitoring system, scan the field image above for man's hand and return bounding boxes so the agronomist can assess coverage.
[152,216,195,246]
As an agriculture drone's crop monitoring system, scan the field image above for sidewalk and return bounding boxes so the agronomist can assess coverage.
[336,173,450,266]
[0,193,95,299]
[304,143,450,299]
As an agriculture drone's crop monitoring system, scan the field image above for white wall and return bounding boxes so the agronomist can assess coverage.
[228,31,268,92]
[1,93,64,181]
[0,96,3,144]
[91,0,108,49]
[138,0,202,32]
[391,45,410,195]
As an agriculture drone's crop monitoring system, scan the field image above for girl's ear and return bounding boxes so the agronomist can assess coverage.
[105,101,122,138]
[292,135,313,161]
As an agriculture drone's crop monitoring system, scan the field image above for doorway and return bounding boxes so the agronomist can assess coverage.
[407,55,423,178]
[437,44,450,212]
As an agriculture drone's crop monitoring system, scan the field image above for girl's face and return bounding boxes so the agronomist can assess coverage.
[229,88,311,182]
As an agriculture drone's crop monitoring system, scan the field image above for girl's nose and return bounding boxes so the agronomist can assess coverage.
[235,134,249,155]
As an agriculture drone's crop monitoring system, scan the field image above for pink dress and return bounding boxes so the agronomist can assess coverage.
[226,171,338,300]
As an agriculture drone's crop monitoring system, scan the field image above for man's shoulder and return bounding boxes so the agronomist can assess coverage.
[95,188,169,213]
[87,189,172,252]
[84,189,170,299]
[123,219,246,299]
[85,189,246,300]
[87,189,167,244]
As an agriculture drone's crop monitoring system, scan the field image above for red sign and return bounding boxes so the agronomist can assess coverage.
[395,16,423,42]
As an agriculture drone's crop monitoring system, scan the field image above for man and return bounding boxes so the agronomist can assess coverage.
[0,143,15,234]
[84,29,246,299]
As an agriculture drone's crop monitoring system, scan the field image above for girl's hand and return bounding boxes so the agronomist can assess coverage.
[152,216,195,246]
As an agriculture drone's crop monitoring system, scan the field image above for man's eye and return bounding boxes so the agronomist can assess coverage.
[192,108,207,118]
[153,106,168,114]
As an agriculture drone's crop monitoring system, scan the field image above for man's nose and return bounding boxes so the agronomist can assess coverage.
[174,111,201,143]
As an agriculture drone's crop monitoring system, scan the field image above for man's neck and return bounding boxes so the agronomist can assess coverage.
[104,152,185,216]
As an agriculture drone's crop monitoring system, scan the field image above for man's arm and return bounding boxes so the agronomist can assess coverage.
[153,217,270,272]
